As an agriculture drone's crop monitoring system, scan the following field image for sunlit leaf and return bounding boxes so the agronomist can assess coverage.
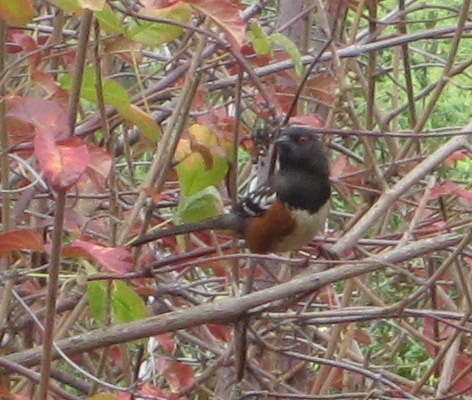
[0,0,35,25]
[127,3,192,46]
[119,104,161,142]
[78,0,106,11]
[55,0,83,13]
[95,4,125,34]
[0,230,44,258]
[175,125,228,196]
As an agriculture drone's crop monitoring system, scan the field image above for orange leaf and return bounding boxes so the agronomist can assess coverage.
[0,230,44,258]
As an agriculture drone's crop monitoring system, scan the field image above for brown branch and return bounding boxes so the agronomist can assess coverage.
[0,232,463,373]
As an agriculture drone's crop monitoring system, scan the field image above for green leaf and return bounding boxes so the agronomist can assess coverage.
[175,124,229,196]
[128,21,183,46]
[62,69,161,140]
[248,22,271,55]
[118,105,161,142]
[176,153,228,197]
[271,32,304,76]
[95,4,125,34]
[61,68,131,110]
[112,281,149,324]
[0,0,35,25]
[55,0,82,14]
[87,280,108,326]
[177,186,224,224]
[127,3,191,46]
[85,263,107,326]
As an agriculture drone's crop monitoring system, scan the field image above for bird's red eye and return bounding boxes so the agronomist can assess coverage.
[298,135,308,144]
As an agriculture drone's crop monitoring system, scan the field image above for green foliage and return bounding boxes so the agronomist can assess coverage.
[87,279,149,326]
[248,22,271,55]
[127,3,192,46]
[271,32,304,76]
[176,186,224,224]
[111,280,149,324]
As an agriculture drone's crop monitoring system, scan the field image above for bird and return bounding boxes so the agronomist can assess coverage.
[131,126,331,254]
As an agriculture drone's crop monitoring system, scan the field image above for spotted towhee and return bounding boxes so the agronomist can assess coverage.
[131,127,331,253]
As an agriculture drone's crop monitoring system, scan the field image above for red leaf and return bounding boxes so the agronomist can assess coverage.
[330,154,349,181]
[207,324,232,342]
[423,318,472,395]
[158,359,195,393]
[455,188,472,207]
[0,230,44,258]
[465,256,472,267]
[444,150,468,167]
[422,317,451,355]
[32,70,70,107]
[430,182,472,206]
[330,155,363,196]
[62,209,88,233]
[288,115,324,128]
[138,382,187,400]
[10,32,39,67]
[306,76,341,107]
[155,333,176,354]
[7,97,69,139]
[34,134,90,191]
[430,181,458,199]
[81,144,113,191]
[74,144,112,213]
[63,239,133,274]
[183,0,245,50]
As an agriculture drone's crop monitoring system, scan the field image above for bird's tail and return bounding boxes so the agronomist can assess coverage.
[129,211,247,247]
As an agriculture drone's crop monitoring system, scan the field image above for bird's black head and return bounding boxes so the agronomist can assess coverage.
[275,127,329,175]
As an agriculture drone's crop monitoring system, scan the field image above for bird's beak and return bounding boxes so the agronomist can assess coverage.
[275,134,291,145]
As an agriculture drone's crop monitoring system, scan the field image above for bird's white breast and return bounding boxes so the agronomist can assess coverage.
[272,201,329,252]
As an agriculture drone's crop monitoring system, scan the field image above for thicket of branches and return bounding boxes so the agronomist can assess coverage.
[0,0,471,399]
